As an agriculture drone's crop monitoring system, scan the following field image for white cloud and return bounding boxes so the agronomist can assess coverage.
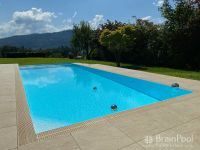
[0,8,61,38]
[62,19,74,30]
[140,16,165,24]
[89,15,105,29]
[13,8,56,23]
[63,14,105,30]
[0,8,105,38]
[61,11,78,30]
[153,0,164,7]
[141,16,152,21]
[152,18,165,24]
[72,11,78,18]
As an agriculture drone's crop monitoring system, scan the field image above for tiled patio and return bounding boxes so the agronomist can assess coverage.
[0,63,200,150]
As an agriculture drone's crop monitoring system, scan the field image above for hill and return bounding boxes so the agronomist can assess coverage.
[0,30,73,49]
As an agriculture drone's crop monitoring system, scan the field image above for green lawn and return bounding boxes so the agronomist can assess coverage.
[0,58,200,81]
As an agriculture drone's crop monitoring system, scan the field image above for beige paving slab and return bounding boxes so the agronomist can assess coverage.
[0,79,15,84]
[19,134,80,150]
[138,118,200,150]
[0,101,16,114]
[0,112,16,129]
[172,118,200,147]
[0,85,15,97]
[0,78,15,85]
[190,85,200,91]
[143,107,185,129]
[0,64,16,70]
[119,143,145,150]
[0,126,17,150]
[166,97,200,122]
[138,129,187,150]
[0,72,15,81]
[179,96,200,105]
[71,121,134,150]
[0,96,16,103]
[0,67,15,87]
[108,111,165,142]
[108,94,200,143]
[2,72,15,77]
[0,72,15,78]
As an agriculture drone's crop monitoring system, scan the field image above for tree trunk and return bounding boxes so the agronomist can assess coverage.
[116,61,121,67]
[114,49,121,67]
[86,55,89,60]
[85,49,90,60]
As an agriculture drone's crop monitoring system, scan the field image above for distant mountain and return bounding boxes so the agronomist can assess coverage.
[0,30,73,49]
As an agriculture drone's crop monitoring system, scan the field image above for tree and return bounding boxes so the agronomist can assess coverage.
[71,21,93,59]
[135,19,164,66]
[100,20,126,31]
[160,0,200,69]
[99,25,136,67]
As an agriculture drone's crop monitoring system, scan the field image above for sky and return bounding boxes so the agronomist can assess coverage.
[0,0,165,38]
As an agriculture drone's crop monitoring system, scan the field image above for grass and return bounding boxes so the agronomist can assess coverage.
[0,58,200,81]
[0,58,116,65]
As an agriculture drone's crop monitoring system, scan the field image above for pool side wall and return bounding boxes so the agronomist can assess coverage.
[15,65,37,146]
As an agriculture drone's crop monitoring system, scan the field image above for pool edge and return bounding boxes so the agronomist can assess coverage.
[15,65,37,146]
[16,63,198,145]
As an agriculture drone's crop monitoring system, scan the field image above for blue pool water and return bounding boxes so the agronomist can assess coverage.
[20,64,191,133]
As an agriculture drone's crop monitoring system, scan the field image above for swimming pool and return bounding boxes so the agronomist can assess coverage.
[20,64,192,133]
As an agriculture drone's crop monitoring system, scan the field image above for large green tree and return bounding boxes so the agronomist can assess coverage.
[160,0,200,69]
[99,25,136,67]
[71,21,93,59]
[121,19,164,66]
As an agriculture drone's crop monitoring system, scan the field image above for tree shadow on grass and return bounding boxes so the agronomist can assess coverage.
[121,64,148,71]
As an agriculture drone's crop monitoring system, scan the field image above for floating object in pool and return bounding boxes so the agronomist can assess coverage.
[93,86,97,90]
[171,83,179,88]
[111,104,118,111]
